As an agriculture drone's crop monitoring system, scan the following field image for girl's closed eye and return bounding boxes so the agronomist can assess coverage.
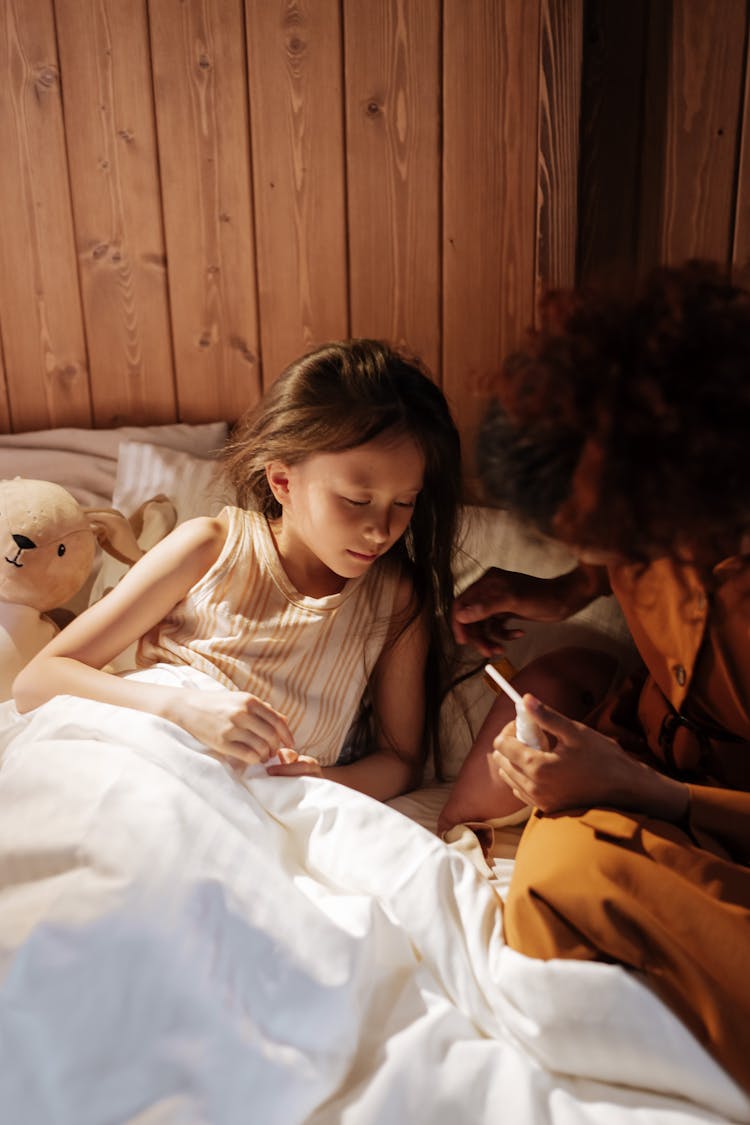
[341,496,418,509]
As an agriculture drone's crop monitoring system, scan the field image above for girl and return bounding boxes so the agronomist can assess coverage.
[14,340,461,802]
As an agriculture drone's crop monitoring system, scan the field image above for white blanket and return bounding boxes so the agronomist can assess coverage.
[0,685,747,1125]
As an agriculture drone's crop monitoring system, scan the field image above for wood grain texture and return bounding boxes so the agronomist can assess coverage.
[0,0,91,430]
[344,0,441,376]
[0,336,10,434]
[149,0,261,423]
[633,0,671,277]
[731,28,750,287]
[576,0,648,286]
[442,0,542,492]
[55,0,176,427]
[658,0,747,265]
[536,0,583,296]
[246,0,348,386]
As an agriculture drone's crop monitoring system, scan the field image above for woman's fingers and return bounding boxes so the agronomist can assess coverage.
[493,752,535,805]
[522,695,581,743]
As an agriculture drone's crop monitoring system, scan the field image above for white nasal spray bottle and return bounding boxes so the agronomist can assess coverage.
[485,663,545,749]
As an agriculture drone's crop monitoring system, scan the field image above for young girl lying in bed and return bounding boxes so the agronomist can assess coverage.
[14,340,461,802]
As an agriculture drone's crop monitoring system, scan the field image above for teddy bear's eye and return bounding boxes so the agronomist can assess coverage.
[57,544,66,557]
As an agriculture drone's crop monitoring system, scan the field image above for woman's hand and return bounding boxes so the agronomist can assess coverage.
[451,565,608,657]
[174,688,294,767]
[492,695,690,821]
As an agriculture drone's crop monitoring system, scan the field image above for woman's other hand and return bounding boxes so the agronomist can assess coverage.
[451,564,609,657]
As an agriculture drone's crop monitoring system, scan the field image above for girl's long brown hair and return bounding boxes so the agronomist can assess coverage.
[222,339,462,778]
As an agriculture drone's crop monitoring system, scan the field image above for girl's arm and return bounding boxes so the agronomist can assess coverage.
[13,515,293,764]
[268,574,428,801]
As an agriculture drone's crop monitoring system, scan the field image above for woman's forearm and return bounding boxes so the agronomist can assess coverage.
[613,756,690,822]
[553,563,611,618]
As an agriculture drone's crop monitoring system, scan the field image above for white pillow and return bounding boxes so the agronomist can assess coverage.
[110,441,233,525]
[88,443,236,672]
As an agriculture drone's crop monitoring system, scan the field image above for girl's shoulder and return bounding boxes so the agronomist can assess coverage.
[160,513,230,571]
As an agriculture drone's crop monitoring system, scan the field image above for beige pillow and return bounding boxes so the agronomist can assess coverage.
[88,442,235,672]
[0,422,228,509]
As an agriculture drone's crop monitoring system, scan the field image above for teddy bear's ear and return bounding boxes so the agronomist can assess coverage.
[127,494,177,546]
[85,508,145,565]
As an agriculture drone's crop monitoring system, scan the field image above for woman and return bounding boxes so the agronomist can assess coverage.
[450,262,750,1092]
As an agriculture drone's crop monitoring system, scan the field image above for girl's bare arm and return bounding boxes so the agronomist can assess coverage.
[13,515,293,763]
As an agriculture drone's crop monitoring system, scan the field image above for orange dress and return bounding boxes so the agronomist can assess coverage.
[503,555,750,1092]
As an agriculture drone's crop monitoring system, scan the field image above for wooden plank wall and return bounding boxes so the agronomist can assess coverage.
[0,0,582,489]
[578,0,750,285]
[0,0,747,484]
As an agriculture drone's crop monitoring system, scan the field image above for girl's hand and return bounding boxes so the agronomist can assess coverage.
[266,754,323,779]
[492,695,689,820]
[175,688,294,766]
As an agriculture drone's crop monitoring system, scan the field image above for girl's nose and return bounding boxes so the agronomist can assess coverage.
[364,509,390,543]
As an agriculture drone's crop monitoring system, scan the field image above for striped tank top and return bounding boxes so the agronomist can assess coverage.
[137,507,400,764]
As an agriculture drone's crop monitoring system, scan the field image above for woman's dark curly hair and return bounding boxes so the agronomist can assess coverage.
[477,261,750,565]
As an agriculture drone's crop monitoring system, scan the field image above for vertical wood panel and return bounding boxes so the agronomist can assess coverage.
[536,0,583,296]
[55,0,176,428]
[149,0,261,423]
[245,0,348,386]
[0,0,91,431]
[634,0,671,277]
[0,335,11,434]
[658,0,747,265]
[576,0,649,286]
[442,0,541,493]
[731,38,750,286]
[344,0,441,376]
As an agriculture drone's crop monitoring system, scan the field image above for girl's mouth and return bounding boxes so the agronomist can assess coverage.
[347,549,378,562]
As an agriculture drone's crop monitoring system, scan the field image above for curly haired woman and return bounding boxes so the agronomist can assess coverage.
[446,261,750,1092]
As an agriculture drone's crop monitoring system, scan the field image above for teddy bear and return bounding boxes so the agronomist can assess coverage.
[0,478,176,700]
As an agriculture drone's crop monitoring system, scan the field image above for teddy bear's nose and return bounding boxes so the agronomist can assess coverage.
[12,534,36,551]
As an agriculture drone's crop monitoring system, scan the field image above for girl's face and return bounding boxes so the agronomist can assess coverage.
[267,431,425,592]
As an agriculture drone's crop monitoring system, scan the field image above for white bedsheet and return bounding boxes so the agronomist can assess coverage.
[0,683,747,1125]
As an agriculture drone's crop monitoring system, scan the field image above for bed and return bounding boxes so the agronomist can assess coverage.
[0,425,747,1125]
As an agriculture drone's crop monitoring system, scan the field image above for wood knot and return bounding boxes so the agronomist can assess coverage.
[37,67,58,89]
[365,100,381,118]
